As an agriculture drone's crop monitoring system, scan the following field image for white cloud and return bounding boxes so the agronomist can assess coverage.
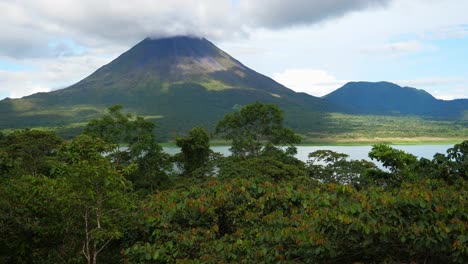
[0,0,240,59]
[395,77,466,88]
[0,53,114,99]
[273,69,349,97]
[0,0,400,100]
[239,0,391,28]
[394,77,468,100]
[434,92,466,101]
[0,0,467,101]
[384,40,424,53]
[423,24,468,40]
[0,0,395,59]
[9,85,51,99]
[362,40,434,55]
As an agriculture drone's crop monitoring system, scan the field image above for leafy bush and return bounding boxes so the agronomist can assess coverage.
[126,177,467,263]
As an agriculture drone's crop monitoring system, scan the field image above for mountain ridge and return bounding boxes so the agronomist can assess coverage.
[324,81,468,119]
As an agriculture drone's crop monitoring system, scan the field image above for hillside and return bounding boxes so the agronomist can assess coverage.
[0,37,328,139]
[324,81,468,119]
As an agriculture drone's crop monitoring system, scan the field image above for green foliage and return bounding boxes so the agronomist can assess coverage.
[54,135,136,263]
[0,175,77,263]
[369,144,418,173]
[308,150,349,164]
[216,101,301,158]
[0,148,11,176]
[84,105,171,192]
[418,140,468,183]
[241,157,307,181]
[190,156,256,181]
[125,141,467,263]
[130,143,172,193]
[0,134,138,263]
[0,129,62,177]
[126,176,467,263]
[175,126,211,176]
[365,144,419,188]
[441,141,468,180]
[307,150,377,186]
[84,105,152,160]
[188,144,307,182]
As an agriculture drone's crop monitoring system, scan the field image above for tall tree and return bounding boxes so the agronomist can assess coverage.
[55,135,135,264]
[175,126,211,176]
[84,105,151,164]
[215,102,300,158]
[84,105,171,191]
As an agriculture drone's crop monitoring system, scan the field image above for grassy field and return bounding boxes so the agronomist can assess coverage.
[207,113,467,146]
[297,137,465,146]
[2,112,466,145]
[295,113,467,145]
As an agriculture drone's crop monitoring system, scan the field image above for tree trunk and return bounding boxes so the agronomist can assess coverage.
[92,242,97,264]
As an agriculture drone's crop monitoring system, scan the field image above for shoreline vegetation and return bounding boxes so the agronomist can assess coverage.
[161,137,465,147]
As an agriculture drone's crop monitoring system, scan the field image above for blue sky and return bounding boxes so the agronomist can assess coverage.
[0,0,467,100]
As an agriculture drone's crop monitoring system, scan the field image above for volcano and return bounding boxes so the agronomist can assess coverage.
[0,36,328,139]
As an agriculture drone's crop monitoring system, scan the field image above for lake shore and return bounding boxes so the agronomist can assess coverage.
[160,137,464,147]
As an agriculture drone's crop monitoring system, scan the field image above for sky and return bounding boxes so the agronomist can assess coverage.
[0,0,467,100]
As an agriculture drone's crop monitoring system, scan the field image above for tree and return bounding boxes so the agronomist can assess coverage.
[54,135,136,264]
[84,105,171,191]
[367,144,418,188]
[1,135,137,263]
[175,126,212,176]
[0,129,62,177]
[84,105,130,147]
[215,102,300,159]
[307,150,376,186]
[0,175,76,263]
[0,148,12,178]
[440,140,467,180]
[419,140,468,183]
[84,105,151,165]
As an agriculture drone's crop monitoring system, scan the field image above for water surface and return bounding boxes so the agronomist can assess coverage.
[164,145,453,162]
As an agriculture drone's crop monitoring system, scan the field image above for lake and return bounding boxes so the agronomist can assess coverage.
[164,144,453,162]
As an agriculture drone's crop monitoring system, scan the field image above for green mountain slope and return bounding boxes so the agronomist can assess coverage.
[0,37,328,139]
[324,81,468,119]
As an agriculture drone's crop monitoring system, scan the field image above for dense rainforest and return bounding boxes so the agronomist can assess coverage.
[0,102,466,263]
